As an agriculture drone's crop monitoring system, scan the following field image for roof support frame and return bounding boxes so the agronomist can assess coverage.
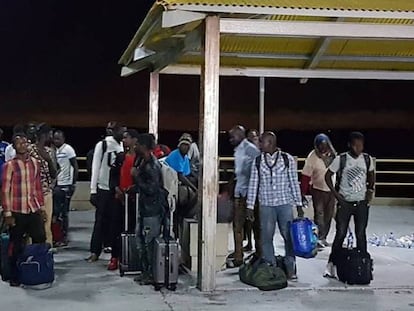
[173,5,414,20]
[160,64,414,80]
[162,10,206,28]
[220,19,414,39]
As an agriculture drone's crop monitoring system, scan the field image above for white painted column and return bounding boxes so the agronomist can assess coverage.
[259,77,265,133]
[149,71,159,139]
[197,15,220,292]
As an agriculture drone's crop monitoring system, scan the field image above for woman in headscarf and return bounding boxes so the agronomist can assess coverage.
[301,133,337,248]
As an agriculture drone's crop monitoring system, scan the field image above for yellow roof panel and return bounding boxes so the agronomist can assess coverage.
[158,0,414,12]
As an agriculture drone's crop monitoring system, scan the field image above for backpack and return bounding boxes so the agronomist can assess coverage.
[86,139,107,179]
[255,151,289,173]
[158,158,179,211]
[336,152,371,190]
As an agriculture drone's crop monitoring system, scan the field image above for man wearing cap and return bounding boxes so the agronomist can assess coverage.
[301,134,337,248]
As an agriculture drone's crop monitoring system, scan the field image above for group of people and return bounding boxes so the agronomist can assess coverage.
[84,122,200,285]
[0,124,78,286]
[228,125,375,281]
[0,121,375,287]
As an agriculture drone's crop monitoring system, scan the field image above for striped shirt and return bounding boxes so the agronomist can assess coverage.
[1,156,44,217]
[246,151,302,209]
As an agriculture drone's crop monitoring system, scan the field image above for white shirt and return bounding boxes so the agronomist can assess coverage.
[56,143,77,186]
[5,144,16,161]
[90,136,124,194]
[329,153,374,202]
[302,150,335,192]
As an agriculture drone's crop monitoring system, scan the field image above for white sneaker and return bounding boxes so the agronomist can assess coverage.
[323,262,337,279]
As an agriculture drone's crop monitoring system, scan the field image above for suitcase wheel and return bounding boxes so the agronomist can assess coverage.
[168,284,177,291]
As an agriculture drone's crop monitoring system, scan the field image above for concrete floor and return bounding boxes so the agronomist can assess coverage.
[1,205,413,311]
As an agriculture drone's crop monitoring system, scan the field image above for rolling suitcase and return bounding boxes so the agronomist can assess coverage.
[153,205,179,291]
[0,232,11,281]
[119,193,142,276]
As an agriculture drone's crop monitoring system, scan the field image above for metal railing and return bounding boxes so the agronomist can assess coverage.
[75,156,414,197]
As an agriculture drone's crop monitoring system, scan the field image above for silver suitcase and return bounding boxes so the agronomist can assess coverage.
[153,203,179,291]
[119,193,142,276]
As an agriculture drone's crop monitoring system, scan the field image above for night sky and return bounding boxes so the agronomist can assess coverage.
[0,1,413,139]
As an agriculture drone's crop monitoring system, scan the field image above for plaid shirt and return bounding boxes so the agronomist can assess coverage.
[246,151,302,209]
[1,156,44,217]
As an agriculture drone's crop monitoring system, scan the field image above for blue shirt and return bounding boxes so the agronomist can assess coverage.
[165,149,191,176]
[0,141,10,183]
[246,151,302,209]
[234,139,260,198]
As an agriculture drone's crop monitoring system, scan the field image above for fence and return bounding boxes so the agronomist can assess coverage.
[76,156,414,198]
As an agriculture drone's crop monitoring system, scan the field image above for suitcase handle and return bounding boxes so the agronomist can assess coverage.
[124,193,129,232]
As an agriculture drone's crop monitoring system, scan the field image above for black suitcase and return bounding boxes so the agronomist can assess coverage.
[336,249,373,285]
[153,204,179,291]
[119,193,142,277]
[0,232,11,281]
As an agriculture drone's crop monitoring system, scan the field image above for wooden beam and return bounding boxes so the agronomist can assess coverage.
[259,77,265,134]
[149,71,159,139]
[197,15,220,292]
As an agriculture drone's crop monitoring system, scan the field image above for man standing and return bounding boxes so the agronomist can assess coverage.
[29,123,57,246]
[133,134,166,285]
[324,132,375,278]
[2,133,46,287]
[247,132,302,280]
[86,123,125,262]
[301,134,336,248]
[229,125,261,267]
[52,130,79,246]
[107,129,138,271]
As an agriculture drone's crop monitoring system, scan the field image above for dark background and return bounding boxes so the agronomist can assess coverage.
[0,0,413,158]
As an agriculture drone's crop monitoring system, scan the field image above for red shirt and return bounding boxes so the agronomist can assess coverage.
[1,156,44,216]
[120,153,135,191]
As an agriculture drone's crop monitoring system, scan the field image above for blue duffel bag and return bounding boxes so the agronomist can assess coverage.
[17,243,54,289]
[290,218,318,259]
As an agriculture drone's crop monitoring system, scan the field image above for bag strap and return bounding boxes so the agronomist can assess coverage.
[363,153,371,172]
[281,152,289,169]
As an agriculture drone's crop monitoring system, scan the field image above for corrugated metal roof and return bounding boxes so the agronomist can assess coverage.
[119,0,414,74]
[157,0,414,12]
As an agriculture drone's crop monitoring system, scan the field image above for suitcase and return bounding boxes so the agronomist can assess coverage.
[17,243,54,289]
[119,193,142,276]
[153,202,179,291]
[52,221,64,245]
[0,232,11,281]
[336,248,373,285]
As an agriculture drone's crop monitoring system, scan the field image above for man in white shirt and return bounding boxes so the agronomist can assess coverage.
[86,123,125,262]
[301,134,336,248]
[52,130,79,246]
[324,132,375,278]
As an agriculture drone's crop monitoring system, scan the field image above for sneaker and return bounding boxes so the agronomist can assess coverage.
[85,253,99,263]
[107,258,119,271]
[9,280,21,287]
[317,240,326,249]
[322,240,330,247]
[287,274,298,282]
[103,247,112,254]
[323,262,337,279]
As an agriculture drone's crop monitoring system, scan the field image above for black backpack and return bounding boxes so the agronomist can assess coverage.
[336,152,371,190]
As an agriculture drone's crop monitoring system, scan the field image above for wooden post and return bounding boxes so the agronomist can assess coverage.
[259,77,265,133]
[149,71,159,140]
[197,15,220,292]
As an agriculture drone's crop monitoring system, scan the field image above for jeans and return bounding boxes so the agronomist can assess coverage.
[329,200,370,264]
[53,186,74,240]
[260,204,295,275]
[311,188,336,241]
[9,212,46,283]
[136,215,162,276]
[233,197,261,262]
[111,197,137,259]
[90,189,114,257]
